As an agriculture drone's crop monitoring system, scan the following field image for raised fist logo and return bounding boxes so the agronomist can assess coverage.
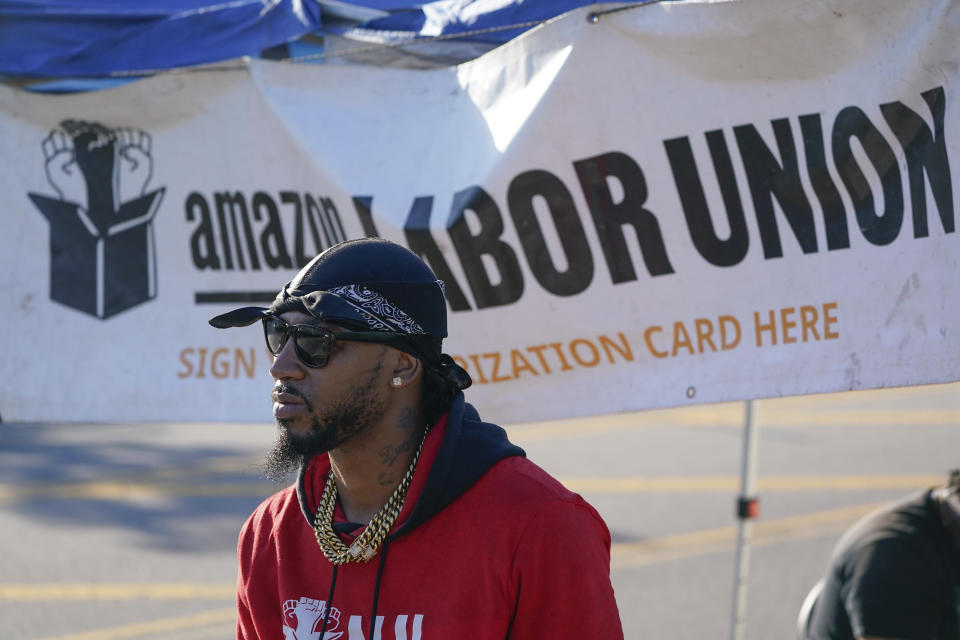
[29,119,165,319]
[41,120,155,217]
[281,597,343,640]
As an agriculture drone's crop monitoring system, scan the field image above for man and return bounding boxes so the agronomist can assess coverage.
[802,470,960,640]
[210,238,623,640]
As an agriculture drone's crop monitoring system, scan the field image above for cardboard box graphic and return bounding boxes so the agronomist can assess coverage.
[30,189,165,319]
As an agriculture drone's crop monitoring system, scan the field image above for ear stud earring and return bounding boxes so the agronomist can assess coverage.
[391,376,402,387]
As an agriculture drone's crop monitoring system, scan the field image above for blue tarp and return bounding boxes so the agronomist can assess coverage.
[0,0,603,80]
[353,0,601,44]
[0,1,322,77]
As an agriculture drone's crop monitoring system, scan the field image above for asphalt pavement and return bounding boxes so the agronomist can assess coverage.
[1,382,957,639]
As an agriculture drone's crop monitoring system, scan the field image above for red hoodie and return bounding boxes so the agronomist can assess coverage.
[237,395,624,639]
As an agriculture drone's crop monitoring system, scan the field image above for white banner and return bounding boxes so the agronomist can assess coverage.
[1,0,958,424]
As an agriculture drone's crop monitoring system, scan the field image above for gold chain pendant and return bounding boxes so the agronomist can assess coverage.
[313,426,429,565]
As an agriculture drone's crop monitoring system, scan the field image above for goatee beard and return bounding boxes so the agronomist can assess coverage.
[261,360,385,483]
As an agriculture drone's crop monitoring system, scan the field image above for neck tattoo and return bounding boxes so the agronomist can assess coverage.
[313,426,430,564]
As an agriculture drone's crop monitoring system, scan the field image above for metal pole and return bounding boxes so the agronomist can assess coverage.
[729,399,760,640]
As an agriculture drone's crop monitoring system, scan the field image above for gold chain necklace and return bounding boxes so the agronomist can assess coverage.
[313,426,429,564]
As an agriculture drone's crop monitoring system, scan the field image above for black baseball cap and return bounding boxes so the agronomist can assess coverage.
[207,238,476,398]
[209,237,448,338]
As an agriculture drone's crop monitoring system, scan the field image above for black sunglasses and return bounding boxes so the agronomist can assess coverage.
[262,315,405,368]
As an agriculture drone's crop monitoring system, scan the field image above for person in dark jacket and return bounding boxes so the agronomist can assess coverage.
[801,470,960,640]
[210,237,623,640]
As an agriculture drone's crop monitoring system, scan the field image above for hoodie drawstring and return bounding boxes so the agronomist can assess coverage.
[368,537,391,639]
[316,538,390,640]
[318,564,339,638]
